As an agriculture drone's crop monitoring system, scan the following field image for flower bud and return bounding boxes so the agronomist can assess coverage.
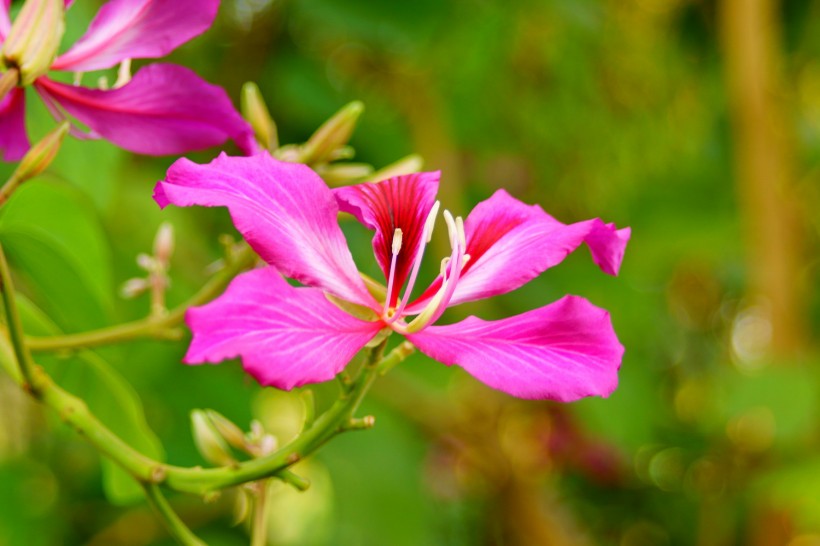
[1,0,65,86]
[153,222,174,265]
[316,163,373,186]
[368,154,424,183]
[300,101,364,165]
[241,82,278,151]
[13,121,69,181]
[205,410,247,452]
[120,277,149,299]
[191,410,235,467]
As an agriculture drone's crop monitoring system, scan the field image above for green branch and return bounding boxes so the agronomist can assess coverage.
[142,483,207,546]
[27,244,257,352]
[0,242,39,394]
[0,332,409,495]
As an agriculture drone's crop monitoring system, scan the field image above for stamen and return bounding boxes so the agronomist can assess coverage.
[425,201,441,243]
[440,257,450,275]
[403,212,468,333]
[383,228,403,315]
[443,210,457,247]
[387,202,440,321]
[114,59,132,88]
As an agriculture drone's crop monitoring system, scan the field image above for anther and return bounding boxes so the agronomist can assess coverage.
[456,216,466,249]
[443,210,457,248]
[440,257,451,276]
[391,228,403,255]
[383,228,403,315]
[425,201,441,243]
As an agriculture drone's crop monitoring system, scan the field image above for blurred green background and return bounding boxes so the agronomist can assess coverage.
[2,0,820,544]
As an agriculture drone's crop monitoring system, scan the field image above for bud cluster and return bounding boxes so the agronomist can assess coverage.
[120,223,174,316]
[190,409,278,467]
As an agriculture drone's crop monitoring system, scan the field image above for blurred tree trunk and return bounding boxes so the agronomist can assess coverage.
[719,0,806,356]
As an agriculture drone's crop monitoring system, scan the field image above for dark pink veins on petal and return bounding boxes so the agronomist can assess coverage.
[336,172,439,307]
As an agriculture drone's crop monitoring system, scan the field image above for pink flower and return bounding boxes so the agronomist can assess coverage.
[0,0,254,161]
[155,153,631,401]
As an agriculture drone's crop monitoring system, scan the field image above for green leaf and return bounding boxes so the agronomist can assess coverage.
[0,180,113,331]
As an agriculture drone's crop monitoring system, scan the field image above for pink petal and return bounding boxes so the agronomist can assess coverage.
[407,295,624,401]
[34,65,255,156]
[156,152,374,307]
[334,172,439,306]
[0,0,10,40]
[0,87,30,162]
[52,0,219,72]
[185,267,383,390]
[409,189,630,311]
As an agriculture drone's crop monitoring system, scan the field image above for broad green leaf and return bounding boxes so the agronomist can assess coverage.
[0,180,113,331]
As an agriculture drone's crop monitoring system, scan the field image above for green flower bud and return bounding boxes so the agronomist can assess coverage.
[191,410,235,467]
[1,0,65,86]
[241,82,278,151]
[300,101,364,165]
[14,121,69,181]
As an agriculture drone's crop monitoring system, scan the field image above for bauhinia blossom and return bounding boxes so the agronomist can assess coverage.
[155,153,631,401]
[0,0,254,161]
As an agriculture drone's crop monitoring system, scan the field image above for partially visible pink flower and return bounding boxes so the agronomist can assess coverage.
[0,0,255,161]
[155,153,631,401]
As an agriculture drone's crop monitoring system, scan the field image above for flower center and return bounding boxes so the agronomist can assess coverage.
[382,202,469,334]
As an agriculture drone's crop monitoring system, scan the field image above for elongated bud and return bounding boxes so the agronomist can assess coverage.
[120,277,149,298]
[241,82,278,151]
[368,154,424,183]
[191,410,235,467]
[300,101,364,164]
[14,121,69,181]
[1,0,65,86]
[316,163,373,186]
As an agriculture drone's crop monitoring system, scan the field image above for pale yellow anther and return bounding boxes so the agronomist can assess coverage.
[391,228,403,255]
[114,59,132,88]
[443,210,457,247]
[440,257,451,275]
[424,201,441,243]
[456,216,466,249]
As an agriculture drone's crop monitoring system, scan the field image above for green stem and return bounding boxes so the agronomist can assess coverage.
[142,483,206,546]
[250,481,270,546]
[0,335,406,495]
[27,244,257,352]
[0,242,38,394]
